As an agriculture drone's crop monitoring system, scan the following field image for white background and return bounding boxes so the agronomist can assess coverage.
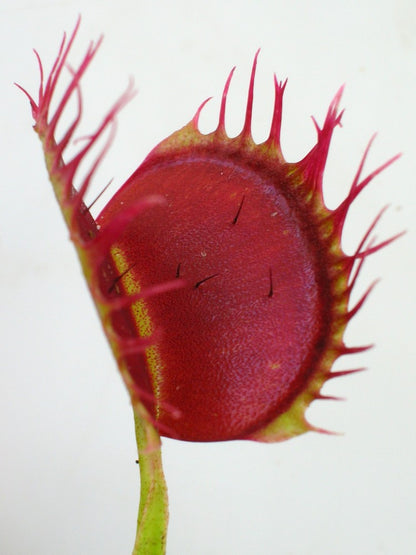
[1,1,415,554]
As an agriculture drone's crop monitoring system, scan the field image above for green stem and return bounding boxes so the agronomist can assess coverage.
[132,411,169,555]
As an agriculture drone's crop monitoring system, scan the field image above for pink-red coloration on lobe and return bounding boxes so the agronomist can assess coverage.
[20,22,402,443]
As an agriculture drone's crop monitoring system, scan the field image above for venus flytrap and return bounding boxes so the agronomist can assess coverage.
[19,19,402,555]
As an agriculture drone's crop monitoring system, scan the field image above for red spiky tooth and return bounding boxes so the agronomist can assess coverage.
[21,21,402,443]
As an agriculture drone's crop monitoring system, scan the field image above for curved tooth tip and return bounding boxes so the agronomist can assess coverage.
[192,97,212,128]
[241,49,261,139]
[316,394,346,402]
[217,66,236,135]
[311,424,344,437]
[327,368,366,379]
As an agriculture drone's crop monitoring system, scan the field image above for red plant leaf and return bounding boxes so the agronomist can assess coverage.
[20,20,402,443]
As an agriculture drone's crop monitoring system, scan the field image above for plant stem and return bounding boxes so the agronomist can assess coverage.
[132,411,169,555]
